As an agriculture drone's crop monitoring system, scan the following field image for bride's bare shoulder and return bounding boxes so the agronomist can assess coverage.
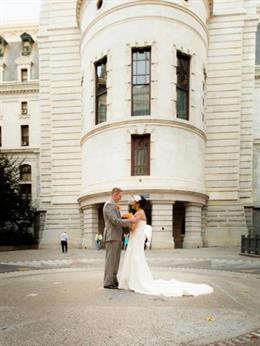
[135,209,146,220]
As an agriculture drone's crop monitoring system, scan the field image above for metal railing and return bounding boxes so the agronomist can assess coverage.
[241,235,260,255]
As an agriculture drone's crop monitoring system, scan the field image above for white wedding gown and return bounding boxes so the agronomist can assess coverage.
[119,220,213,297]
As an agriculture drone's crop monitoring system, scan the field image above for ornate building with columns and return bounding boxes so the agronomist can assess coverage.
[1,0,260,249]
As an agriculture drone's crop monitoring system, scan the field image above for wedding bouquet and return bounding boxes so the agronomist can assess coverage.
[122,212,134,219]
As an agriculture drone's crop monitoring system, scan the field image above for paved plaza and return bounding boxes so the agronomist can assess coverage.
[0,247,260,346]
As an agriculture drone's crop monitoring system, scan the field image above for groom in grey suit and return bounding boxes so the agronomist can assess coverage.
[103,187,137,289]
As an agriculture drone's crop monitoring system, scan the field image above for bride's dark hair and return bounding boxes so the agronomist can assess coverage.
[139,195,147,208]
[128,195,147,213]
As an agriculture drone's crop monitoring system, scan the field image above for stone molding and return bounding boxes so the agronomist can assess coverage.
[0,148,39,154]
[80,118,207,145]
[0,81,39,94]
[78,188,208,208]
[77,0,209,42]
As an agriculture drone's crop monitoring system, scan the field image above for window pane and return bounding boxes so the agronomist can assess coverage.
[21,125,29,146]
[133,61,137,75]
[20,184,31,200]
[20,165,31,181]
[256,24,260,64]
[132,85,150,116]
[95,57,107,124]
[132,47,151,116]
[135,50,145,60]
[97,63,106,79]
[97,93,107,124]
[177,88,188,120]
[21,102,28,114]
[135,148,147,175]
[135,75,146,85]
[136,60,146,75]
[177,58,189,89]
[131,135,150,176]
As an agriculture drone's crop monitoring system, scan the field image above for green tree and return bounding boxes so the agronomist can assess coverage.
[0,154,35,245]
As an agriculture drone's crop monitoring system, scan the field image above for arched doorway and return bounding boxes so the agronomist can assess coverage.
[173,202,186,248]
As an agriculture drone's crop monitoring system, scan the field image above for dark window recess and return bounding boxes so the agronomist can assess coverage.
[95,56,107,124]
[97,0,103,9]
[20,184,31,200]
[176,51,190,120]
[21,125,29,146]
[20,164,31,181]
[132,47,151,116]
[256,24,260,64]
[21,68,28,81]
[131,134,150,176]
[21,101,28,115]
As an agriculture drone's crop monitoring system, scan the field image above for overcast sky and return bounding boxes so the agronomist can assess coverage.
[0,0,42,24]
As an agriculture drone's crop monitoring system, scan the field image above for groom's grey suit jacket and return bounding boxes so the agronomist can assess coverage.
[103,200,132,242]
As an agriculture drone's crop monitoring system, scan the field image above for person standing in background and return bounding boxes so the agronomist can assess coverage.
[60,231,69,253]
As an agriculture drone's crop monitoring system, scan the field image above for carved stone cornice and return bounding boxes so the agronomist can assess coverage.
[81,118,207,146]
[77,0,209,39]
[0,148,40,154]
[0,81,39,94]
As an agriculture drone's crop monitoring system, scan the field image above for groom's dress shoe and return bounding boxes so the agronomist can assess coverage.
[104,284,118,289]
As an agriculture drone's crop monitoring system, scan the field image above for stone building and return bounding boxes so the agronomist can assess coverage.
[0,22,40,206]
[1,0,260,249]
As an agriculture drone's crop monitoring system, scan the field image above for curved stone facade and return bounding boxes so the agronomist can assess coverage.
[78,0,211,248]
[2,0,256,249]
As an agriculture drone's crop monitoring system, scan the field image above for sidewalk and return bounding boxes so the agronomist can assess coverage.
[0,247,260,346]
[0,246,259,262]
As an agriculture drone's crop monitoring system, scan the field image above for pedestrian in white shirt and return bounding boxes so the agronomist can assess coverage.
[60,231,69,253]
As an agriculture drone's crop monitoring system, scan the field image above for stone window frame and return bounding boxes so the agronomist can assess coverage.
[20,99,30,118]
[0,63,5,82]
[20,32,34,57]
[0,36,7,58]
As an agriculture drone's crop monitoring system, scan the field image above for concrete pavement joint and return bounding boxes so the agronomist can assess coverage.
[0,266,259,280]
[205,327,260,345]
[1,257,259,267]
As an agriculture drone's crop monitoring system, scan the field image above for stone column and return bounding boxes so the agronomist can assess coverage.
[82,205,98,249]
[0,63,4,82]
[183,202,203,248]
[152,203,175,249]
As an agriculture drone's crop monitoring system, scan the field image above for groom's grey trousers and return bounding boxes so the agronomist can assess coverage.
[103,200,132,287]
[104,240,122,286]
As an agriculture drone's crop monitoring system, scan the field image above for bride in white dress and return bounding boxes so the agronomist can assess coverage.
[119,195,213,297]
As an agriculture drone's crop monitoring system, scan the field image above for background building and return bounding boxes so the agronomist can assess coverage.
[1,0,259,249]
[0,22,40,208]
